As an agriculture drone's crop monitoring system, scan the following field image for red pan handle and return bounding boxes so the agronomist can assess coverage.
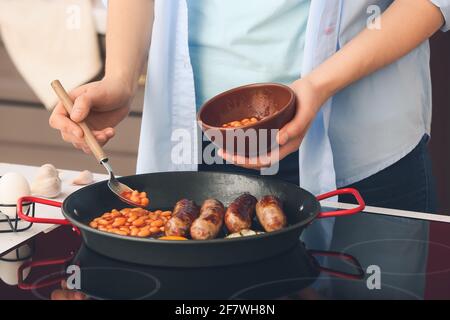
[316,188,365,219]
[309,250,365,280]
[18,254,75,290]
[17,196,71,225]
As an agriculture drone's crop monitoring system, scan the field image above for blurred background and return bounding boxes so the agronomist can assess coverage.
[0,0,145,176]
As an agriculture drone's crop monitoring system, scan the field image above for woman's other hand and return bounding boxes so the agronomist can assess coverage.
[218,77,327,170]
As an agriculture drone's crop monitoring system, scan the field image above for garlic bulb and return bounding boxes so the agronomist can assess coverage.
[35,164,59,181]
[31,164,62,198]
[72,170,94,185]
[31,176,61,198]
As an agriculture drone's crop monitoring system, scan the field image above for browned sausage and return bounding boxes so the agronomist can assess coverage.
[165,199,200,237]
[190,199,225,240]
[225,193,257,233]
[256,195,287,232]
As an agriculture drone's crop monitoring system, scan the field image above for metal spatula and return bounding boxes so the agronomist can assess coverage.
[51,80,145,208]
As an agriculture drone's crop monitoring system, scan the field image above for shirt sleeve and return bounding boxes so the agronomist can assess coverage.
[431,0,450,31]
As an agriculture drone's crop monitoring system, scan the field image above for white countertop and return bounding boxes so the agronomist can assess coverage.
[322,201,450,223]
[0,163,107,255]
[1,162,449,256]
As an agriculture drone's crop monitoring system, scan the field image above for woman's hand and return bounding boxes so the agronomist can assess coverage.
[49,77,132,154]
[50,0,154,154]
[218,77,327,169]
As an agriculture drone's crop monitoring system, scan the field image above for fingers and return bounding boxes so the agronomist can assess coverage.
[71,94,92,123]
[102,127,115,138]
[72,142,91,155]
[277,82,318,146]
[51,289,87,300]
[50,84,90,131]
[71,84,107,123]
[217,138,301,170]
[49,103,84,139]
[276,110,309,146]
[218,149,273,170]
[49,82,119,153]
[49,83,96,136]
[97,127,115,143]
[51,280,87,300]
[61,128,115,153]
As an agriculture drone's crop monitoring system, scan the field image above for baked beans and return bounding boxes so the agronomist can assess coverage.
[222,117,260,128]
[120,190,150,207]
[89,208,172,238]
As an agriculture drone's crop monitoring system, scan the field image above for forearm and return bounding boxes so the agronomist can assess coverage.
[306,0,444,101]
[105,0,154,95]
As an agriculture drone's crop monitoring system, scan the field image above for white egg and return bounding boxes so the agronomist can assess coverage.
[0,173,31,218]
[0,244,31,286]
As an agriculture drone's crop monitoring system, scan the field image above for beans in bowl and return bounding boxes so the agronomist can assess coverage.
[89,207,172,238]
[222,117,260,128]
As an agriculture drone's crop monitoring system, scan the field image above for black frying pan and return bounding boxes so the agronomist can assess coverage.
[18,172,364,267]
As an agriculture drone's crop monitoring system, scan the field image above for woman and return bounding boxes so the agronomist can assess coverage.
[49,0,449,298]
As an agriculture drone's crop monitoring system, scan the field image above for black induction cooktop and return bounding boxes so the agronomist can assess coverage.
[74,241,322,300]
[2,207,450,300]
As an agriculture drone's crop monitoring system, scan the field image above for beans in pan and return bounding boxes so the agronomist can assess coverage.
[120,190,150,207]
[89,207,172,238]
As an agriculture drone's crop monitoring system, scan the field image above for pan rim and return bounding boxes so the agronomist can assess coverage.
[62,171,321,245]
[197,82,296,130]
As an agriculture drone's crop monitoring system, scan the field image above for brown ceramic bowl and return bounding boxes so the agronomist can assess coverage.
[198,83,296,157]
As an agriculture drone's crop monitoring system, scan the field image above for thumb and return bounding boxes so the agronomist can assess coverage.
[277,112,309,146]
[70,94,92,123]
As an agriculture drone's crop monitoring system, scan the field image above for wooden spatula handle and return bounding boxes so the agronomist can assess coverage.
[51,80,108,163]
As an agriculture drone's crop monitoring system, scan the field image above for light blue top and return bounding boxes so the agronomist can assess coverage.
[187,0,310,109]
[138,0,450,189]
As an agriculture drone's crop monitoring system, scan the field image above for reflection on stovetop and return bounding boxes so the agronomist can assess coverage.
[12,225,364,300]
[70,242,320,300]
[4,219,450,300]
[29,240,423,300]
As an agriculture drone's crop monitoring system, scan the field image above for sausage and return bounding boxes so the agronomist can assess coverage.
[225,193,257,233]
[255,195,287,232]
[165,199,200,237]
[190,199,225,240]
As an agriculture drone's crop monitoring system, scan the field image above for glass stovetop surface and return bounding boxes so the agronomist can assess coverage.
[1,206,449,300]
